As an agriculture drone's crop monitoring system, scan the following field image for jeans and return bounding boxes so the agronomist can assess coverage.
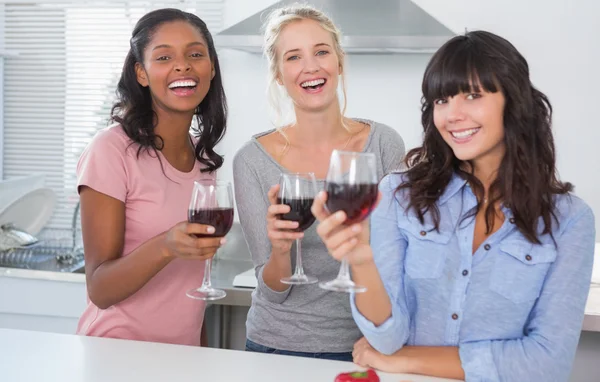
[245,339,353,362]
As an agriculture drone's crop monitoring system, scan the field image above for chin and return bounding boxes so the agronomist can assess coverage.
[451,147,480,162]
[301,98,338,113]
[168,102,201,114]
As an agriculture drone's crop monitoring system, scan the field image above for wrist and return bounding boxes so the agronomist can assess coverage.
[158,233,175,260]
[349,246,375,270]
[375,352,411,374]
[393,347,418,374]
[271,247,291,259]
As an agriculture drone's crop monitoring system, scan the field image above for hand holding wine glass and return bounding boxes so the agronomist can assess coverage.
[311,192,378,265]
[266,184,305,257]
[315,150,380,293]
[186,180,234,301]
[276,172,318,285]
[162,222,224,260]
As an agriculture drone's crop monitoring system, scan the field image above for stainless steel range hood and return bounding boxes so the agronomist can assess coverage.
[214,0,455,54]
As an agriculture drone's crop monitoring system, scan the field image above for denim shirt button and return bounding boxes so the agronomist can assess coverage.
[484,244,491,250]
[452,313,459,320]
[525,255,532,261]
[509,218,515,224]
[462,269,469,276]
[420,230,427,236]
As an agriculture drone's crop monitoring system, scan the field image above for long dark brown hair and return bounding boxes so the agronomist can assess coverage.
[111,8,227,173]
[399,30,572,244]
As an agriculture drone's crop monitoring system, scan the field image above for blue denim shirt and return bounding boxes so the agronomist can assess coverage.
[352,173,596,382]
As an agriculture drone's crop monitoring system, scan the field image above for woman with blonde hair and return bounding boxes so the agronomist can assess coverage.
[233,4,405,360]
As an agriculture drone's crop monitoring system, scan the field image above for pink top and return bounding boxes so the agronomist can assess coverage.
[76,124,213,346]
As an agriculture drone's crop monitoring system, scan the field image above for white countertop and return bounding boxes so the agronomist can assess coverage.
[0,266,85,282]
[0,329,459,382]
[2,248,599,331]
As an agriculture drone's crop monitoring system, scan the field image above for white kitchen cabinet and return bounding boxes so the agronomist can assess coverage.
[0,269,86,334]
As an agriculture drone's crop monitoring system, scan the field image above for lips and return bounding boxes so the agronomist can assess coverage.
[448,127,480,143]
[168,78,198,97]
[300,78,326,93]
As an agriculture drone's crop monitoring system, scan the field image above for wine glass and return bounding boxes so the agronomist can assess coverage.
[186,180,234,301]
[319,150,378,293]
[278,172,319,285]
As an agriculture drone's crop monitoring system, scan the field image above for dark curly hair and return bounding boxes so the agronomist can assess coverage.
[398,30,572,244]
[111,8,227,173]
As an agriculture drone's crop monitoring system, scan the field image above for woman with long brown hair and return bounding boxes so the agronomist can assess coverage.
[313,30,595,381]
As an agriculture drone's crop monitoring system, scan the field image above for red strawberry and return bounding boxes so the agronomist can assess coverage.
[335,369,380,382]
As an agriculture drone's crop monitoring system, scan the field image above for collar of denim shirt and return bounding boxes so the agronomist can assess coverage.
[437,172,517,228]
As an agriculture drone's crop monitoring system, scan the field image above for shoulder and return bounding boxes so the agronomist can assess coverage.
[367,120,404,146]
[233,130,281,176]
[233,139,262,168]
[553,193,595,235]
[378,172,410,206]
[86,123,133,155]
[360,119,406,172]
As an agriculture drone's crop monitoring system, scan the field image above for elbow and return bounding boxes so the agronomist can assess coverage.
[86,280,116,310]
[529,354,572,382]
[373,340,404,356]
[257,284,290,305]
[365,328,408,356]
[88,293,114,310]
[512,364,569,382]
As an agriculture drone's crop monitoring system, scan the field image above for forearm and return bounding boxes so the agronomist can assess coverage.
[261,250,292,292]
[398,346,465,380]
[86,232,174,309]
[351,251,392,326]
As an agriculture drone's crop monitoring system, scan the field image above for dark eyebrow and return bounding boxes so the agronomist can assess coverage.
[152,41,206,51]
[283,43,332,56]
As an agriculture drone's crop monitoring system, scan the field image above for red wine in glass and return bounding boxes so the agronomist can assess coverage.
[320,150,378,294]
[188,208,234,237]
[278,172,318,285]
[186,180,234,301]
[276,197,316,232]
[325,183,378,225]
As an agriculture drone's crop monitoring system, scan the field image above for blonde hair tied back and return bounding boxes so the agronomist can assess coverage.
[262,3,349,133]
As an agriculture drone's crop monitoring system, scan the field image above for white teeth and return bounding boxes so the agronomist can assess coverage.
[301,78,325,88]
[168,80,197,89]
[451,128,480,138]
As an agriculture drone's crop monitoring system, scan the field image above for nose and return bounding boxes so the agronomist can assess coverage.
[446,97,466,124]
[174,57,191,73]
[303,55,319,74]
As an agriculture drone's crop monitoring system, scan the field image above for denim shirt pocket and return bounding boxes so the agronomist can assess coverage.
[398,218,451,279]
[490,240,558,303]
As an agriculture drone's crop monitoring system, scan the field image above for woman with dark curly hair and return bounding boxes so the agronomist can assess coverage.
[313,31,595,381]
[75,8,227,346]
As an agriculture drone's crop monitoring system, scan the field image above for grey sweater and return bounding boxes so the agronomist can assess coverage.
[232,119,405,353]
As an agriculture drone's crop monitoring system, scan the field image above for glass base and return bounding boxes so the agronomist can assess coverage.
[280,274,318,285]
[319,278,367,293]
[186,286,227,301]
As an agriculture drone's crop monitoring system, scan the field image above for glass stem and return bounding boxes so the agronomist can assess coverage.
[202,258,213,289]
[293,238,305,276]
[336,258,352,281]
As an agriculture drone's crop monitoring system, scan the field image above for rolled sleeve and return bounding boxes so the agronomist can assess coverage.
[256,265,291,304]
[459,340,500,382]
[351,174,410,354]
[350,291,406,355]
